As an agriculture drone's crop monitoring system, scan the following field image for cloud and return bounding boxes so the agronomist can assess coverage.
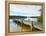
[10,4,42,16]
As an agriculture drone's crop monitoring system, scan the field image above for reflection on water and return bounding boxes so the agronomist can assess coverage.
[10,19,21,32]
[10,17,43,32]
[10,19,16,32]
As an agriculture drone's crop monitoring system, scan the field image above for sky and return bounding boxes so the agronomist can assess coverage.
[10,4,42,17]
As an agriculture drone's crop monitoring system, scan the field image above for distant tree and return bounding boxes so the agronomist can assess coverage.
[38,8,43,22]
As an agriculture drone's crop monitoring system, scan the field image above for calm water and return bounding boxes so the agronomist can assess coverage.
[10,18,39,32]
